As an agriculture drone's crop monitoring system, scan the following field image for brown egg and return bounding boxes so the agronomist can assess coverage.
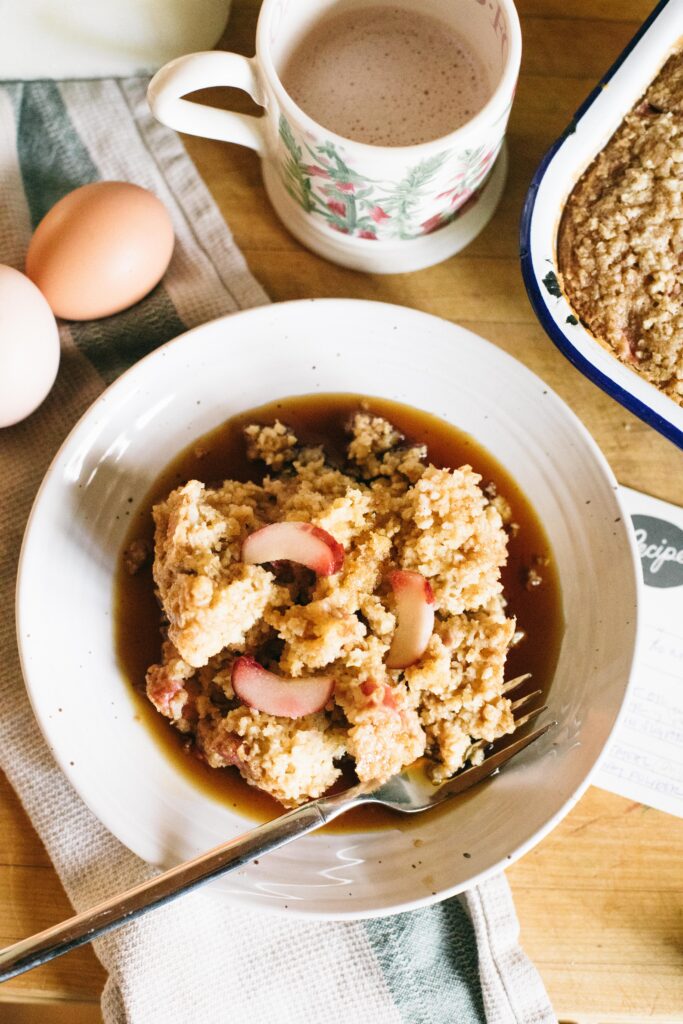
[26,182,174,321]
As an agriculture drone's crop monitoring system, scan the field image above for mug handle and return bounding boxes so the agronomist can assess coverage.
[148,51,266,156]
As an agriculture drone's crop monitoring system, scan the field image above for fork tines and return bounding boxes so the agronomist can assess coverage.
[463,674,547,768]
[505,675,548,730]
[514,703,548,730]
[502,672,532,694]
[443,717,555,799]
[511,689,543,713]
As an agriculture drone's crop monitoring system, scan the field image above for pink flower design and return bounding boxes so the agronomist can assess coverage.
[421,214,444,234]
[436,185,474,210]
[457,191,482,217]
[437,176,465,200]
[358,230,377,240]
[371,205,390,223]
[450,188,473,209]
[331,223,350,234]
[304,164,331,178]
[327,199,346,217]
[337,182,356,193]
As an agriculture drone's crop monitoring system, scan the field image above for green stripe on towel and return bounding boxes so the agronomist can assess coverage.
[69,293,187,385]
[13,80,186,384]
[15,81,99,224]
[364,899,486,1024]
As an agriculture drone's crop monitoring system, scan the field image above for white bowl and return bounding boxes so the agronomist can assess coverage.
[17,299,640,919]
[521,0,683,449]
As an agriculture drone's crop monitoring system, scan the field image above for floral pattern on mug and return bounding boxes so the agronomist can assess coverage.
[278,115,500,240]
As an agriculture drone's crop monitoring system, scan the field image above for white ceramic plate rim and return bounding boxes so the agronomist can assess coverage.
[16,299,642,919]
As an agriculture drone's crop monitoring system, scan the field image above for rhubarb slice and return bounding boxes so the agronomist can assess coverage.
[241,521,343,576]
[232,656,334,718]
[386,570,435,670]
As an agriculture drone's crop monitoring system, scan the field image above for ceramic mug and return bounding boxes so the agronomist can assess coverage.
[148,0,521,273]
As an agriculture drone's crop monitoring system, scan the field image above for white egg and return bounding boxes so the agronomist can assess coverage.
[0,264,60,428]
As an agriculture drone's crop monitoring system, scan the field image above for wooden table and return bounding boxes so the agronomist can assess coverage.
[2,1,682,1020]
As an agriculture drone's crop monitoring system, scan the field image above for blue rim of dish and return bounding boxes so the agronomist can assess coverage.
[520,0,683,451]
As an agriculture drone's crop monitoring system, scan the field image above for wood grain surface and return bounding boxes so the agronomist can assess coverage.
[2,1,682,1020]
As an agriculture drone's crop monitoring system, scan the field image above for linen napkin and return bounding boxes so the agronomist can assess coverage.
[0,78,556,1024]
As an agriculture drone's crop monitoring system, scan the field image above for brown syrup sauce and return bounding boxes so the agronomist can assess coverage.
[114,393,564,833]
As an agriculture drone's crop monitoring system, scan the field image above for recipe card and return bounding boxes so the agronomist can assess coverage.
[595,487,683,818]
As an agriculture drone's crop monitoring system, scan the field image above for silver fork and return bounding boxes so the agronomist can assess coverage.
[0,676,551,983]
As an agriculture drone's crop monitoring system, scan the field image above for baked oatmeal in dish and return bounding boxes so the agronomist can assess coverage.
[143,411,520,807]
[558,49,683,405]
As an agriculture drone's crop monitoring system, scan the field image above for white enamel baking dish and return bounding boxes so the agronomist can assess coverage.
[521,0,683,449]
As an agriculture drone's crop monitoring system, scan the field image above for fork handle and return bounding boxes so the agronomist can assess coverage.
[0,788,363,983]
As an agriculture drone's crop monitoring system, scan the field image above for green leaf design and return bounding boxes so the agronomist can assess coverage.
[312,141,372,187]
[276,116,463,240]
[279,115,316,213]
[542,271,562,299]
[306,137,381,233]
[378,151,449,239]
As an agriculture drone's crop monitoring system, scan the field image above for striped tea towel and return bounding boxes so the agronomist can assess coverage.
[0,78,557,1024]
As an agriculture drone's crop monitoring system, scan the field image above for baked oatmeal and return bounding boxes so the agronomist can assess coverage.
[142,411,521,807]
[558,49,683,405]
